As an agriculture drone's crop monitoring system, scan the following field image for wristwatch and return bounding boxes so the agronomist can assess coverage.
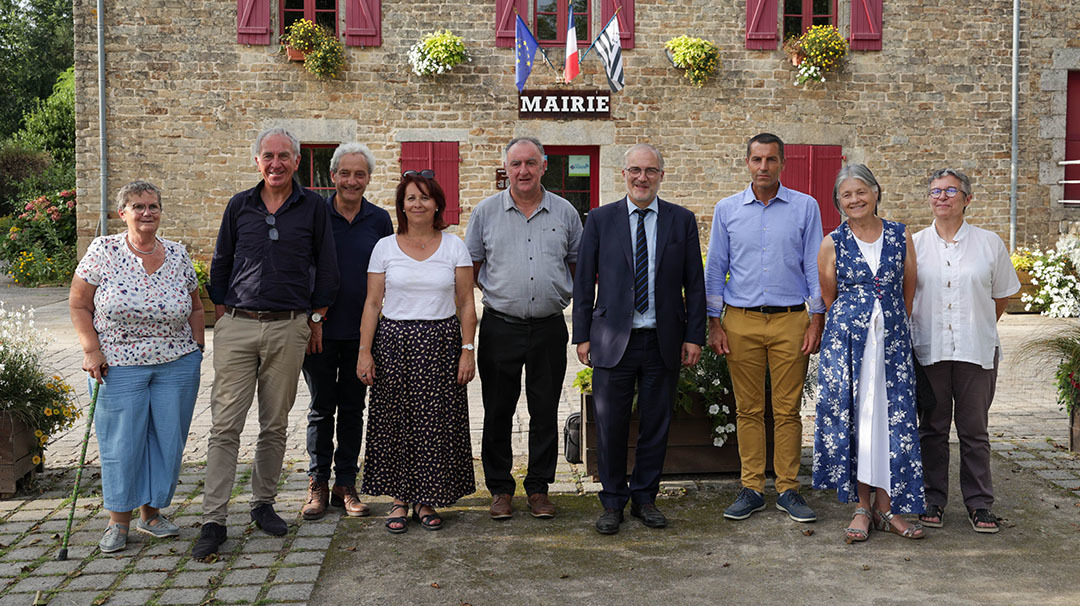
[461,343,475,351]
[310,312,325,323]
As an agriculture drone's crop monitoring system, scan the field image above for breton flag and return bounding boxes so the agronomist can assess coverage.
[515,15,540,92]
[564,1,580,82]
[594,13,624,92]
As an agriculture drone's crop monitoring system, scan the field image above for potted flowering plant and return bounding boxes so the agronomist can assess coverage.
[0,304,81,496]
[664,35,721,87]
[281,19,346,80]
[282,18,321,60]
[785,25,848,87]
[192,258,216,328]
[1019,322,1080,452]
[1018,234,1080,317]
[407,29,470,76]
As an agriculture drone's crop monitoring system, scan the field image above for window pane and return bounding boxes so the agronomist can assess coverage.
[784,0,802,13]
[575,20,587,41]
[562,191,590,226]
[812,15,831,27]
[537,0,557,12]
[312,148,334,191]
[298,151,312,188]
[316,0,334,9]
[315,12,336,33]
[541,156,565,189]
[783,16,803,40]
[537,15,557,41]
[572,0,587,12]
[813,0,831,15]
[285,0,303,10]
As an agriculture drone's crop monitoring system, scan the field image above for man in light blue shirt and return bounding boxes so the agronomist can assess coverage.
[705,133,824,524]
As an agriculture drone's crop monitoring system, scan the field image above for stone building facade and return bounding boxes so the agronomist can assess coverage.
[72,0,1080,258]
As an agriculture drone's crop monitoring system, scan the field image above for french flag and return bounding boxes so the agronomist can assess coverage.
[564,0,579,82]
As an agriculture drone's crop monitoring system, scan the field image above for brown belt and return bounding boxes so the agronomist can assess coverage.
[226,307,305,322]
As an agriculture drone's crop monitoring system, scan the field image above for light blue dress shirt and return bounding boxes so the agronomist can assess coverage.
[628,197,658,329]
[704,183,825,317]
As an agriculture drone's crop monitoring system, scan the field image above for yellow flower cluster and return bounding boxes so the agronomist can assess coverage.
[797,25,848,73]
[665,35,721,87]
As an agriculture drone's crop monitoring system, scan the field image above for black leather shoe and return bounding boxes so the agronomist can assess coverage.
[630,502,668,528]
[191,522,227,560]
[595,508,624,535]
[250,504,288,536]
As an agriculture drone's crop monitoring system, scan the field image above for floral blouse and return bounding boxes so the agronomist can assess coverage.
[75,233,199,367]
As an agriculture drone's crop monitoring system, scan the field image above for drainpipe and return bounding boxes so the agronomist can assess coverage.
[97,0,108,236]
[1008,0,1019,251]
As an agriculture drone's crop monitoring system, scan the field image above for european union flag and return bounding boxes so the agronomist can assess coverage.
[515,15,539,92]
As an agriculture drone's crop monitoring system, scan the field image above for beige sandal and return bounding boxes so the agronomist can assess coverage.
[873,509,925,539]
[844,507,872,544]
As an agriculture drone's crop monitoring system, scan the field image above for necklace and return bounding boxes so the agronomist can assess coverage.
[127,236,157,255]
[407,233,439,249]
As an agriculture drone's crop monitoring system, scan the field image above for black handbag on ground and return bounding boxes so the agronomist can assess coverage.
[563,412,582,464]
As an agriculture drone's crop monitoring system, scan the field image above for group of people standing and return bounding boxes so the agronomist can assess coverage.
[68,127,1018,557]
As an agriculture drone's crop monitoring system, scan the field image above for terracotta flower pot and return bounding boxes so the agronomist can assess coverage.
[286,46,307,62]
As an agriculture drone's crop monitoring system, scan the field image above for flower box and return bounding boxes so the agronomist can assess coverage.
[1005,269,1039,314]
[200,286,216,328]
[286,46,306,62]
[0,413,40,498]
[580,392,774,480]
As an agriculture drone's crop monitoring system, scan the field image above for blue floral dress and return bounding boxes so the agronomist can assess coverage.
[812,220,924,513]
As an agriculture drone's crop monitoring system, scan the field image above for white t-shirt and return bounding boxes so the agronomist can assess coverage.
[911,221,1021,369]
[367,232,472,320]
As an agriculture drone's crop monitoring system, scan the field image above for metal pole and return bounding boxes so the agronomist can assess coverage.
[97,0,108,237]
[1008,0,1019,251]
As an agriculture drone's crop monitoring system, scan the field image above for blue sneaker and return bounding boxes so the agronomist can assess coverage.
[723,487,766,520]
[775,489,817,522]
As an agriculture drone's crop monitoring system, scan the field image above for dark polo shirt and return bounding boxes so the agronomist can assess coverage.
[322,193,393,340]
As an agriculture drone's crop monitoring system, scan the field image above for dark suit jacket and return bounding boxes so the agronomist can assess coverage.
[572,196,706,370]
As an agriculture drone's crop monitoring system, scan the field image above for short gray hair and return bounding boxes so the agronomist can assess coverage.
[928,168,972,197]
[330,143,376,174]
[252,127,300,159]
[504,137,545,162]
[116,180,162,213]
[832,164,881,216]
[624,143,665,170]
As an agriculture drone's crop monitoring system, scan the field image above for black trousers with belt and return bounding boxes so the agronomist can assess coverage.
[301,339,367,487]
[478,310,568,496]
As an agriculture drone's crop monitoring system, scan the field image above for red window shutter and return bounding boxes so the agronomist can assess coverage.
[601,1,635,50]
[346,0,381,47]
[400,142,461,225]
[810,146,844,235]
[745,0,777,50]
[237,0,271,45]
[496,0,529,48]
[1065,71,1080,202]
[780,144,811,197]
[850,0,883,51]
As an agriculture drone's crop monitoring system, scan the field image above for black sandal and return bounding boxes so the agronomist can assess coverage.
[919,504,944,528]
[412,505,443,531]
[385,503,409,534]
[969,508,999,534]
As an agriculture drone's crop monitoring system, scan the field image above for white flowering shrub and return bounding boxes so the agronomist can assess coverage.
[407,29,470,77]
[1021,234,1080,318]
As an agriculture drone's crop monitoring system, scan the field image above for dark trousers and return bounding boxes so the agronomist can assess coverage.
[592,330,677,511]
[478,312,568,496]
[918,351,999,511]
[302,339,367,487]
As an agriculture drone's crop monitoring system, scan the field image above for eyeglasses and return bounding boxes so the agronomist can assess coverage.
[265,214,279,241]
[625,167,662,179]
[403,170,435,179]
[127,203,161,215]
[929,187,964,199]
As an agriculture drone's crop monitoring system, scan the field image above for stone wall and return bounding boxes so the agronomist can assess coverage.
[73,0,1080,258]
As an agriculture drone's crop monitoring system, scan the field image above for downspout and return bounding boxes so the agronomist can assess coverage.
[97,0,108,236]
[1008,0,1019,251]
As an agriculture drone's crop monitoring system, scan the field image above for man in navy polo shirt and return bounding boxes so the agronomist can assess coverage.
[300,143,393,521]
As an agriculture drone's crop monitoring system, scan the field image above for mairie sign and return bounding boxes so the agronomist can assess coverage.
[518,90,611,119]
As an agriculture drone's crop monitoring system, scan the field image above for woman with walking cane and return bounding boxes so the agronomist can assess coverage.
[69,181,204,553]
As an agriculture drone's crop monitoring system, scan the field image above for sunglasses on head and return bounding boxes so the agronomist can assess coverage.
[402,169,435,179]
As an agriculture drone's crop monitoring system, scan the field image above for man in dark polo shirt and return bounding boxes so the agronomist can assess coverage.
[193,127,339,560]
[299,143,392,521]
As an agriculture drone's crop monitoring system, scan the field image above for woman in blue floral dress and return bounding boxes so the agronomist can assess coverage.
[813,164,925,543]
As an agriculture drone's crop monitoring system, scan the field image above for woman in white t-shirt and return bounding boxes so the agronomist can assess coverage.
[357,170,477,533]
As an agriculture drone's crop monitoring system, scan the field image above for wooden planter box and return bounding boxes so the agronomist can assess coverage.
[1070,407,1079,453]
[0,413,40,498]
[581,392,774,480]
[200,286,216,328]
[1006,269,1039,314]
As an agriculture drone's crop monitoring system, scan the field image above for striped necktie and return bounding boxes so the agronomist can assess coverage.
[633,208,651,313]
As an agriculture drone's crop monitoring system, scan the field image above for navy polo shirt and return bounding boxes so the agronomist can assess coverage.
[322,193,394,340]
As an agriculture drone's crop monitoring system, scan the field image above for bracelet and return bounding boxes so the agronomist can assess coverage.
[197,343,205,352]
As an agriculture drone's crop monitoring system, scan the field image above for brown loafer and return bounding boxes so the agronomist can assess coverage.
[331,484,371,517]
[490,494,513,520]
[527,493,556,519]
[301,478,329,520]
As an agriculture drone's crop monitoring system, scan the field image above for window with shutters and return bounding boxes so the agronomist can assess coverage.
[496,0,633,50]
[782,0,836,41]
[1066,71,1080,202]
[779,144,844,235]
[400,142,461,225]
[237,1,380,47]
[298,144,336,199]
[282,0,338,37]
[534,0,589,47]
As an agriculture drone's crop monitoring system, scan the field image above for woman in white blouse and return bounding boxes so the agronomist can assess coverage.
[70,181,204,553]
[911,168,1020,534]
[357,170,477,533]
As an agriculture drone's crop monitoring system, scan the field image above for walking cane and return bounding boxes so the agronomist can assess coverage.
[57,380,100,561]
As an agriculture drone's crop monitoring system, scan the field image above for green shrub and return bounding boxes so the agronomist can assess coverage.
[12,67,74,166]
[0,142,52,216]
[1,189,77,286]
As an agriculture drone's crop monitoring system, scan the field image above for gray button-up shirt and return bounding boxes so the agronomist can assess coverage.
[465,188,582,319]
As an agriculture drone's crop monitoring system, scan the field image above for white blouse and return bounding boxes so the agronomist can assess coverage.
[367,232,472,321]
[911,221,1020,369]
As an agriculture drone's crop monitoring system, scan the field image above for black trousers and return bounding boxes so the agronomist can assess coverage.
[592,330,677,511]
[301,339,367,487]
[478,311,568,496]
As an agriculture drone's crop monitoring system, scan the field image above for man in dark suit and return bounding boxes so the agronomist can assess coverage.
[572,143,706,534]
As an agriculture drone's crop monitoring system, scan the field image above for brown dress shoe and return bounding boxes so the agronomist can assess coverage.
[302,479,329,520]
[331,484,371,517]
[490,494,513,520]
[527,493,556,518]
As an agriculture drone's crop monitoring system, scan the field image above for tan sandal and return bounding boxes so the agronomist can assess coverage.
[873,509,925,539]
[844,507,872,544]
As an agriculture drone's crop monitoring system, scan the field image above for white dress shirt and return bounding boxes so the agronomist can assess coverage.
[911,221,1020,370]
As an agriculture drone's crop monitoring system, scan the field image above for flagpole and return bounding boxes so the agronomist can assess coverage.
[579,6,620,63]
[514,8,562,78]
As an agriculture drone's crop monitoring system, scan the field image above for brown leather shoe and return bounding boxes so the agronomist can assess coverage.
[527,493,556,519]
[490,494,513,520]
[330,484,371,517]
[302,478,329,520]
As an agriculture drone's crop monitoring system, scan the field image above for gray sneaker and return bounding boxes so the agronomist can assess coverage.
[99,523,128,553]
[134,514,180,538]
[775,489,817,522]
[723,487,766,520]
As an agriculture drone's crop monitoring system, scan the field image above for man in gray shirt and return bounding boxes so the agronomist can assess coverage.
[465,136,583,520]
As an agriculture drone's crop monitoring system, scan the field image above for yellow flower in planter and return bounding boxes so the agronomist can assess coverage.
[32,456,41,465]
[665,35,721,87]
